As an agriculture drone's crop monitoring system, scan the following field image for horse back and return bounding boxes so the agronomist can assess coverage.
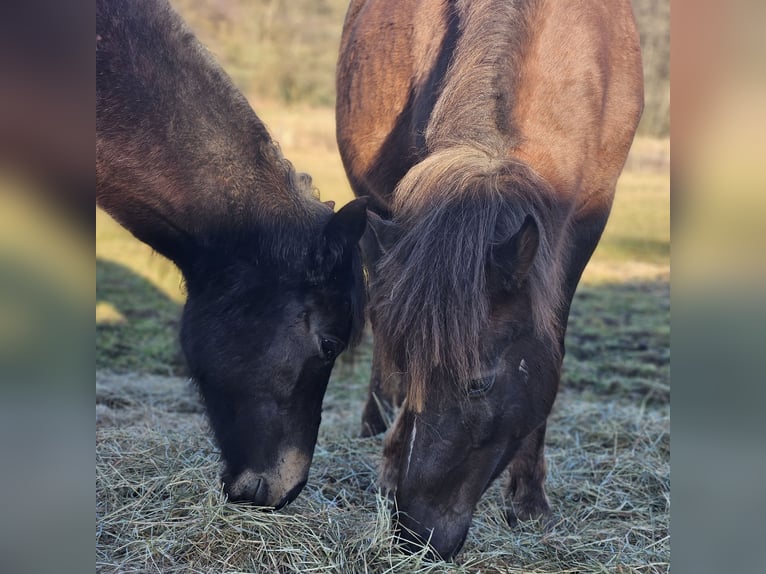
[336,0,643,215]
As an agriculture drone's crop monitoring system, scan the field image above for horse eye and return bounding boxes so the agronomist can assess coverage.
[467,374,497,397]
[320,336,344,361]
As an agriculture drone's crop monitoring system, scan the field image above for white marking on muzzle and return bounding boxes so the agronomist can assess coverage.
[229,447,310,505]
[266,447,310,503]
[404,419,418,479]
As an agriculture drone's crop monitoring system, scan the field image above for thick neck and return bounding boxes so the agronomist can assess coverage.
[96,0,319,249]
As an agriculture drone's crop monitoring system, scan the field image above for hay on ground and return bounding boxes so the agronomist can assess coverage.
[96,369,669,573]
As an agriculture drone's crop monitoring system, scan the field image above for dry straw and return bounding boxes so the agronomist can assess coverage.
[97,370,669,573]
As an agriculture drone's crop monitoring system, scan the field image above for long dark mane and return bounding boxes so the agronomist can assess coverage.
[374,149,566,408]
[372,0,568,409]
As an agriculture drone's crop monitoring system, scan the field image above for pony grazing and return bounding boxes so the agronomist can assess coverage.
[97,0,367,509]
[337,0,643,559]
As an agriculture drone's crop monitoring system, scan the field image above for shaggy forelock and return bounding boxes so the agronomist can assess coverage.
[373,147,566,411]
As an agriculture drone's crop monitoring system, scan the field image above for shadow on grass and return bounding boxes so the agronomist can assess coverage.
[97,257,186,375]
[563,277,670,405]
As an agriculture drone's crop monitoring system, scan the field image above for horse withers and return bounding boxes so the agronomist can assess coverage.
[337,0,643,559]
[97,0,367,509]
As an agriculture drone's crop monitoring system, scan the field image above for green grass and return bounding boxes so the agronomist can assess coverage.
[595,171,670,266]
[564,280,670,406]
[97,209,185,374]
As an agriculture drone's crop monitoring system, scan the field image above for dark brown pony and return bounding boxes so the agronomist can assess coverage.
[98,0,368,510]
[337,0,643,559]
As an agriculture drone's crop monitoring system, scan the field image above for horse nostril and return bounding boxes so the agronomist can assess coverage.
[395,507,470,561]
[320,336,344,361]
[225,470,270,507]
[242,477,273,508]
[251,478,267,504]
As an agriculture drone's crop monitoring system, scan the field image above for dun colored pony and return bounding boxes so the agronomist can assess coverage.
[337,0,643,559]
[97,0,368,509]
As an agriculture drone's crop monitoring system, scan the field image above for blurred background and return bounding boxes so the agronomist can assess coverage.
[169,0,669,136]
[671,1,766,573]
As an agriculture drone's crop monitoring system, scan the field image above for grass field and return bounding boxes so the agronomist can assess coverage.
[96,104,669,573]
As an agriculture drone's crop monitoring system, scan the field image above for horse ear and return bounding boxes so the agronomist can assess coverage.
[491,215,539,290]
[323,197,368,257]
[363,210,400,264]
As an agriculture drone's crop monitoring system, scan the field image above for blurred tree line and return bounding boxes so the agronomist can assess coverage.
[631,0,670,137]
[174,0,669,137]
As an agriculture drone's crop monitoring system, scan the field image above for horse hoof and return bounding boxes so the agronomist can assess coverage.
[505,500,553,530]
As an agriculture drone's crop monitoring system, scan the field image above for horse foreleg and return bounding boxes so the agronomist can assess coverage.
[503,422,553,528]
[502,203,614,527]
